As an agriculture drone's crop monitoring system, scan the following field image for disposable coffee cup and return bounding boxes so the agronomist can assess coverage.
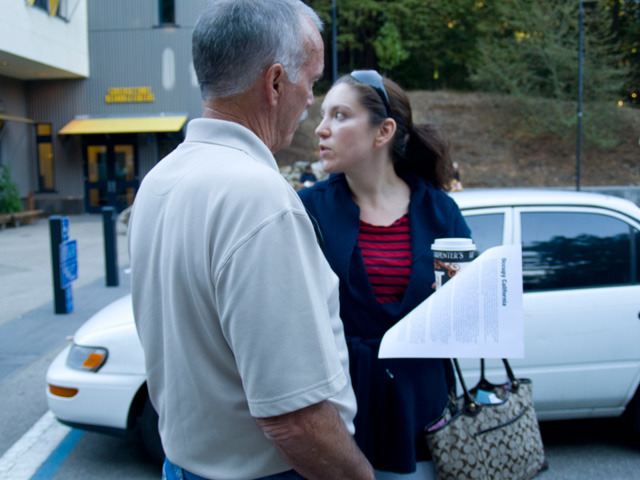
[431,238,477,290]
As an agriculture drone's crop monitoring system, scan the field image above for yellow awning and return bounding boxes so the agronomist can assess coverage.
[58,115,188,135]
[0,113,35,124]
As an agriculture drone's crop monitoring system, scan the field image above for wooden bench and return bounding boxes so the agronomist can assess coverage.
[0,213,11,230]
[9,209,44,227]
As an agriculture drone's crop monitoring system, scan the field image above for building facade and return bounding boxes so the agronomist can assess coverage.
[1,0,208,214]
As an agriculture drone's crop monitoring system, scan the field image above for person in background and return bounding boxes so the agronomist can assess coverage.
[299,70,471,479]
[128,2,373,479]
[298,164,318,188]
[450,161,463,191]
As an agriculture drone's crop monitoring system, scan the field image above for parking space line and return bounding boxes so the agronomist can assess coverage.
[0,410,79,480]
[31,428,84,480]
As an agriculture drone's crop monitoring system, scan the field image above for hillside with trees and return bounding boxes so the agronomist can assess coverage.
[277,0,639,188]
[307,0,638,105]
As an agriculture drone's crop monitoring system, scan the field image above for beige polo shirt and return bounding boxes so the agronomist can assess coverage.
[129,118,356,480]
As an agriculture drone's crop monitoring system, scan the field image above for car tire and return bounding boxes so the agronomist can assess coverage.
[139,399,164,464]
[628,388,640,439]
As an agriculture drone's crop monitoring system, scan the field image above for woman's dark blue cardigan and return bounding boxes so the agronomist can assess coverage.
[299,173,471,473]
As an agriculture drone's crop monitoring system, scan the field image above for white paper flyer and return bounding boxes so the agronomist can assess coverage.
[378,244,524,359]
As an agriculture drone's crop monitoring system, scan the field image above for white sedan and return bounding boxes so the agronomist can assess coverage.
[46,294,163,462]
[46,188,640,460]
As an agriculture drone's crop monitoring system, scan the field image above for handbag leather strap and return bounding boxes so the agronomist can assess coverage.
[452,358,519,410]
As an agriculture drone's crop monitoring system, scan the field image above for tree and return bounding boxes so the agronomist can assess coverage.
[307,0,501,90]
[469,0,627,146]
[372,21,409,72]
[306,0,633,108]
[471,0,624,100]
[387,0,502,89]
[605,0,640,106]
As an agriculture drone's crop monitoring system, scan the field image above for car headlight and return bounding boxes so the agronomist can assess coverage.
[66,344,108,372]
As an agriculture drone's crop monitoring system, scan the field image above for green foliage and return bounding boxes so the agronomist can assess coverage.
[471,0,625,100]
[0,164,23,214]
[307,0,636,108]
[604,0,640,106]
[309,0,499,89]
[469,0,626,147]
[388,0,492,89]
[372,21,409,72]
[506,96,621,149]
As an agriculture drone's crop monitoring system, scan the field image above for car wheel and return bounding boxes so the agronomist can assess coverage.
[139,399,164,464]
[629,388,640,439]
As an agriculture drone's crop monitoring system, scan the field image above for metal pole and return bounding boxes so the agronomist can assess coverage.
[102,206,119,287]
[332,0,337,83]
[576,1,584,191]
[49,215,72,314]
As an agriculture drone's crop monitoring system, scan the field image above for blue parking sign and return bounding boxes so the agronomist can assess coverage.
[65,284,73,312]
[61,217,69,242]
[60,239,78,289]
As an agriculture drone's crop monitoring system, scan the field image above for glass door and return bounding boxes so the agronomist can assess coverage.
[84,138,138,213]
[114,144,136,209]
[86,145,108,211]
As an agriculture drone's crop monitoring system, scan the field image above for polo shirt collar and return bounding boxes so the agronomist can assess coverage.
[185,118,279,173]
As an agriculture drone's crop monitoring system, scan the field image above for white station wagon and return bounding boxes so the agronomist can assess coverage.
[46,188,640,461]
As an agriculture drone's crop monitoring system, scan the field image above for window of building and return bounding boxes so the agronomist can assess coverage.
[36,123,55,192]
[520,211,638,291]
[159,0,175,25]
[29,0,66,19]
[32,0,48,11]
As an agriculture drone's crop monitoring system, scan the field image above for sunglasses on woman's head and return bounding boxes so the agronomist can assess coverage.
[349,70,392,118]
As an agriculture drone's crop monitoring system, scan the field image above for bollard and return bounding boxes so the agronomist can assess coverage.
[49,216,74,314]
[102,207,119,287]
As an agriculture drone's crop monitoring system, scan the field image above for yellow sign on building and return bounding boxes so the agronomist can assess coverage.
[105,87,155,104]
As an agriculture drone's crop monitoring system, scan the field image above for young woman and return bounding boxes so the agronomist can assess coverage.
[299,71,471,479]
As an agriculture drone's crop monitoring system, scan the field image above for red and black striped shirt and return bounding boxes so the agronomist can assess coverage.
[358,214,412,304]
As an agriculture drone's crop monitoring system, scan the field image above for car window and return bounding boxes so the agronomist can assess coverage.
[463,213,504,255]
[520,211,638,291]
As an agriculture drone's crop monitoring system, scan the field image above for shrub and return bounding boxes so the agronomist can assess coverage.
[0,164,23,214]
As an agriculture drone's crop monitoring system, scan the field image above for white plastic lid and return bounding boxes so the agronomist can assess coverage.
[431,238,476,251]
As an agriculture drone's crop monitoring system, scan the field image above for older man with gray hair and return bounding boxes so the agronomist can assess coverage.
[128,1,374,480]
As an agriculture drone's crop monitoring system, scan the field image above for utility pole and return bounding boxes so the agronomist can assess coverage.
[577,0,598,191]
[332,0,337,83]
[576,1,584,191]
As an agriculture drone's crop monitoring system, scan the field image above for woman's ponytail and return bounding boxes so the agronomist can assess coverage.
[398,123,454,191]
[383,80,455,191]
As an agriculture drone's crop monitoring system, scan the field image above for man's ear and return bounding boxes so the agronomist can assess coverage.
[264,63,286,107]
[375,118,397,148]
